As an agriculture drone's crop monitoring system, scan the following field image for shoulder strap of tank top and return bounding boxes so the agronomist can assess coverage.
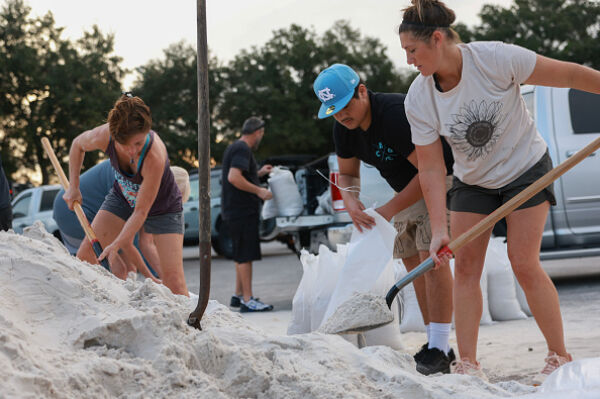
[137,131,155,173]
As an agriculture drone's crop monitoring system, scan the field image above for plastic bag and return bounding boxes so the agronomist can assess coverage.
[320,209,403,348]
[485,237,527,321]
[267,166,303,217]
[287,250,318,334]
[309,244,345,330]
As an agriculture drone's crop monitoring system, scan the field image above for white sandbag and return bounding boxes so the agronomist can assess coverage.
[392,258,426,333]
[512,358,600,399]
[268,166,303,217]
[362,258,404,349]
[322,209,397,323]
[538,357,600,396]
[261,198,278,219]
[514,276,533,317]
[320,209,403,349]
[287,250,318,335]
[485,237,528,321]
[314,188,333,215]
[310,245,345,330]
[398,273,427,333]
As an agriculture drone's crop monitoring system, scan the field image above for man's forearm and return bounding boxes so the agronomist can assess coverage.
[379,175,423,217]
[229,174,261,196]
[338,174,360,204]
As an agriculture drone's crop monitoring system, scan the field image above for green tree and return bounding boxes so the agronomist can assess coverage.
[455,0,600,68]
[133,20,414,166]
[218,20,414,161]
[0,0,124,184]
[132,41,226,169]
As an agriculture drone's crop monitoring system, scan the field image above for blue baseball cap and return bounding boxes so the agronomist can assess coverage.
[313,64,360,119]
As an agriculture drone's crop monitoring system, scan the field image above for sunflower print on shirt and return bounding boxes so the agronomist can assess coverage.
[446,100,506,161]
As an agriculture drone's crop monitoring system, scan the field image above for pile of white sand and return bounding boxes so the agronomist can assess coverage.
[0,223,537,398]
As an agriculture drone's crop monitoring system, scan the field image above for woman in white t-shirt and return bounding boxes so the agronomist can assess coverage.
[398,0,600,382]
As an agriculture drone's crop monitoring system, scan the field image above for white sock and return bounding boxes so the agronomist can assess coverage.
[425,324,431,343]
[428,322,451,355]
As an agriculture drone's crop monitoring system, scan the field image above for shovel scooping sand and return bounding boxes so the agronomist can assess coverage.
[319,292,394,334]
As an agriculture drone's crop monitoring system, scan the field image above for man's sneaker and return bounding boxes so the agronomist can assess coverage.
[416,347,452,375]
[414,343,429,363]
[230,295,261,308]
[240,298,274,313]
[532,351,572,386]
[230,295,242,308]
[450,358,489,382]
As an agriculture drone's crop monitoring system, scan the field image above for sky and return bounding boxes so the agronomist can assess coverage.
[25,0,515,89]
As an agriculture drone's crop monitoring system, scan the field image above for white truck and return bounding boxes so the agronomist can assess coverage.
[275,86,600,261]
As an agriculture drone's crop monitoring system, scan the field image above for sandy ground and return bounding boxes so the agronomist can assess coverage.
[2,225,599,398]
[241,275,600,385]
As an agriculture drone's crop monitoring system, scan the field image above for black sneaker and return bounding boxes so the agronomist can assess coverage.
[230,295,242,308]
[414,342,429,363]
[240,298,274,313]
[448,347,456,363]
[416,347,452,375]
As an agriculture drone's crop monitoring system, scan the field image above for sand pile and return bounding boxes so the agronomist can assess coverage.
[0,223,537,398]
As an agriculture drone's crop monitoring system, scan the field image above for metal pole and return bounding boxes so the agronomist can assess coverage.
[188,0,211,330]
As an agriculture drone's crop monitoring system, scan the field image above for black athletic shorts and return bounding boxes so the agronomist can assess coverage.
[448,150,556,215]
[225,215,261,263]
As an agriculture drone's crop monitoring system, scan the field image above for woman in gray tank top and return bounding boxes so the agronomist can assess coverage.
[63,93,188,296]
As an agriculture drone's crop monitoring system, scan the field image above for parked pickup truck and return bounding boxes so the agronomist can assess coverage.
[275,86,600,261]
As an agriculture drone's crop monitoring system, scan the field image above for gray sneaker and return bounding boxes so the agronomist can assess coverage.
[240,298,274,313]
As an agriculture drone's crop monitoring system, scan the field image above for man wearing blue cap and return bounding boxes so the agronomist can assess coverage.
[313,63,455,375]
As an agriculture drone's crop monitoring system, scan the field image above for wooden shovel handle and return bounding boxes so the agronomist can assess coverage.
[41,137,110,271]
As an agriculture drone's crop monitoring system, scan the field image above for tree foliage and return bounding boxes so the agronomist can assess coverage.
[134,20,414,166]
[455,0,600,69]
[132,42,226,168]
[0,0,124,184]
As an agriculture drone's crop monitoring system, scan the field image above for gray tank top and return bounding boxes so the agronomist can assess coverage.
[105,130,182,216]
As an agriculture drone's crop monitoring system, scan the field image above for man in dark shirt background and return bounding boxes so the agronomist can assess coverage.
[313,64,455,375]
[221,116,274,312]
[0,154,13,231]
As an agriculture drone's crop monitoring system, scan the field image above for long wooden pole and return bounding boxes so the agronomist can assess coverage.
[40,137,111,271]
[386,135,600,308]
[188,0,211,330]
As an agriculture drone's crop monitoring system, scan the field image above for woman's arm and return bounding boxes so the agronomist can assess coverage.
[525,55,600,94]
[64,124,110,210]
[415,138,450,266]
[116,148,164,248]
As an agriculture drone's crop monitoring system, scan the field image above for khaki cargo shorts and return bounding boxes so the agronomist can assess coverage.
[393,176,452,259]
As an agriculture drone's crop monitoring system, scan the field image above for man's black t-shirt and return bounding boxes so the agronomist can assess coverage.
[333,91,454,192]
[221,140,261,221]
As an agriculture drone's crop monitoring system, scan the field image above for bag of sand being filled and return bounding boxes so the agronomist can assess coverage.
[318,209,403,349]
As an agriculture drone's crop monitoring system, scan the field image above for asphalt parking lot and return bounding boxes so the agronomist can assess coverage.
[183,241,600,312]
